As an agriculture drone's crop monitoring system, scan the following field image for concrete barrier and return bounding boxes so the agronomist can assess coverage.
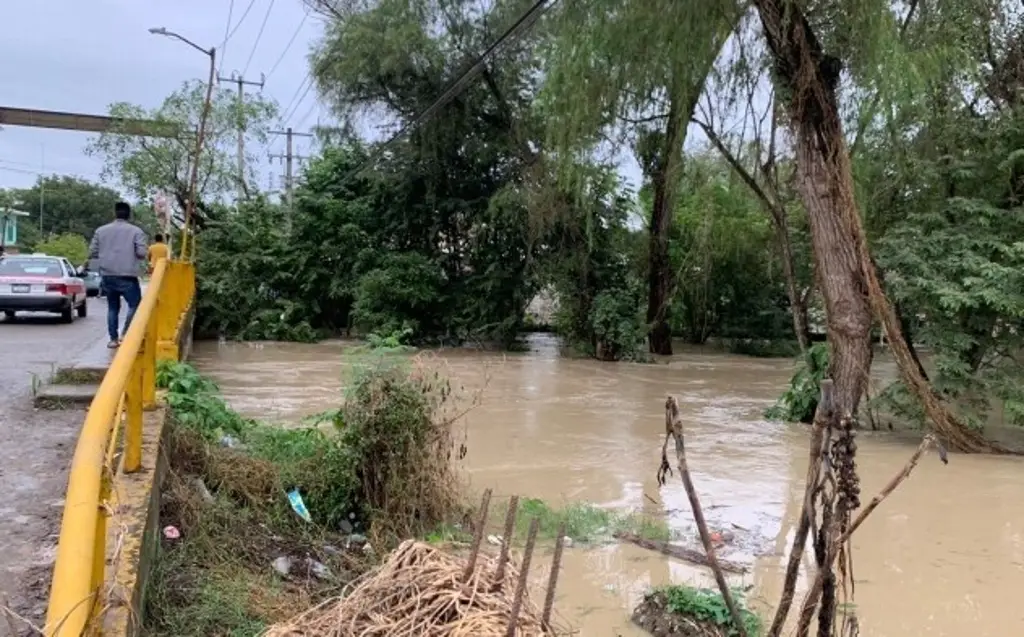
[100,307,194,637]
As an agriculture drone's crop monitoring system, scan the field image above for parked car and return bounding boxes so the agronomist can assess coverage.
[82,270,104,297]
[0,253,89,323]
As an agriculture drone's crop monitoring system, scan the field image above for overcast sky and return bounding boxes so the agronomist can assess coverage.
[0,0,650,196]
[0,0,327,192]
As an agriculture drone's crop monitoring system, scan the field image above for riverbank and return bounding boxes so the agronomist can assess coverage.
[186,334,1024,636]
[147,358,755,636]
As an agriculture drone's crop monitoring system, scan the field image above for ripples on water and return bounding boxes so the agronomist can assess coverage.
[192,334,1024,636]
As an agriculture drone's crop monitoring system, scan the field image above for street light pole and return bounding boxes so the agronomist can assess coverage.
[148,27,216,261]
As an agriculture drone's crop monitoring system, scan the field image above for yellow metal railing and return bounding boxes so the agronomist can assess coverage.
[43,258,196,636]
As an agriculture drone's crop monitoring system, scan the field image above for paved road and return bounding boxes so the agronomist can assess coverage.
[0,297,111,633]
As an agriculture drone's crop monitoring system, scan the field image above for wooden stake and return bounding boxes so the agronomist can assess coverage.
[506,517,539,637]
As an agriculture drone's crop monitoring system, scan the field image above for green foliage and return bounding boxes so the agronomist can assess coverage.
[351,252,445,336]
[1,176,154,251]
[34,232,89,265]
[590,286,648,361]
[547,168,650,361]
[667,154,802,344]
[193,198,319,342]
[157,360,254,440]
[87,79,278,210]
[514,498,671,543]
[304,2,545,347]
[162,355,467,543]
[331,357,465,541]
[765,343,829,424]
[657,585,762,637]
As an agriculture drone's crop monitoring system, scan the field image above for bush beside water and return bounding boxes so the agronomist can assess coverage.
[632,585,762,637]
[145,351,469,636]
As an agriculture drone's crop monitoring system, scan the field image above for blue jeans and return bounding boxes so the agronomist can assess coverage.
[102,276,142,342]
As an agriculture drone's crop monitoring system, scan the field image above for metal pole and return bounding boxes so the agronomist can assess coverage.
[236,76,244,202]
[182,48,216,261]
[39,144,45,233]
[285,127,294,211]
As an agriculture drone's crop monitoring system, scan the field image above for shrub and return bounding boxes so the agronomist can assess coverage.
[764,342,829,423]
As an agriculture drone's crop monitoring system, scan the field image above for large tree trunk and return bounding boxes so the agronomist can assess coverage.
[646,95,685,356]
[753,1,872,417]
[753,0,1008,454]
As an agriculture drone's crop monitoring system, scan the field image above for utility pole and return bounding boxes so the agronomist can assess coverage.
[39,144,45,233]
[217,71,264,202]
[269,127,313,221]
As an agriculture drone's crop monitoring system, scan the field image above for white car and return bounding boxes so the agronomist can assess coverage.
[0,253,89,323]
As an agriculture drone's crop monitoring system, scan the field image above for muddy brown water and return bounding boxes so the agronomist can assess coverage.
[192,335,1024,636]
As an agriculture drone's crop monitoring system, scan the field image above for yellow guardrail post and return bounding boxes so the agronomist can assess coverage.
[123,363,144,474]
[141,287,158,410]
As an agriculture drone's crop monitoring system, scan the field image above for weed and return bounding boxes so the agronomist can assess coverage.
[632,585,762,637]
[147,358,472,636]
[334,354,469,544]
[512,498,671,543]
[658,585,761,637]
[764,342,828,423]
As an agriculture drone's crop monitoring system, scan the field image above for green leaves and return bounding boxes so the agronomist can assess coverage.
[87,79,278,205]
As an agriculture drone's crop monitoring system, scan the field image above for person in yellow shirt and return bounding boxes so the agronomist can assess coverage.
[147,233,170,274]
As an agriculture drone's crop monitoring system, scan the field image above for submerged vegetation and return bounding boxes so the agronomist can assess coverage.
[632,586,762,637]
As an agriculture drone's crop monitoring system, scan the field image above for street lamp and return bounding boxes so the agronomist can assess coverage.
[148,26,216,261]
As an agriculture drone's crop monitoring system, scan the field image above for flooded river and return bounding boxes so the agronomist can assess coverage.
[191,335,1024,636]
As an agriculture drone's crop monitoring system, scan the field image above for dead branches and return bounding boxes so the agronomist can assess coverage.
[793,433,945,637]
[657,385,947,637]
[663,396,750,637]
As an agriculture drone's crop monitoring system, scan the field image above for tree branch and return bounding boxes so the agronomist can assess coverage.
[664,396,750,637]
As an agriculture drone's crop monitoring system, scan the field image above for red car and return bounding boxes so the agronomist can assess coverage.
[0,254,89,323]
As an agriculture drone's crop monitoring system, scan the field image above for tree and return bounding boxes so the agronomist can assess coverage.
[35,233,89,265]
[4,176,136,247]
[539,0,740,355]
[87,80,278,218]
[308,0,548,345]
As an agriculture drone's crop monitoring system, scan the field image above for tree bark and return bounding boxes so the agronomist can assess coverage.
[645,95,685,355]
[753,0,1009,454]
[753,0,873,417]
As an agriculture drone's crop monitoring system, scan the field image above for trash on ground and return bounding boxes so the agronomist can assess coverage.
[162,525,181,540]
[286,488,312,523]
[272,556,293,577]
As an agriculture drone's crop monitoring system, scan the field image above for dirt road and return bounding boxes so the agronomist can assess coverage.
[0,299,109,634]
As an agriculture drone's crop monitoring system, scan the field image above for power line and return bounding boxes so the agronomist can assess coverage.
[266,11,308,80]
[219,0,259,66]
[338,0,552,185]
[294,101,318,130]
[243,0,277,76]
[281,75,313,123]
[217,0,235,76]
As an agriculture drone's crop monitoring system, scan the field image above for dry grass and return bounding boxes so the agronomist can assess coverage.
[262,540,561,637]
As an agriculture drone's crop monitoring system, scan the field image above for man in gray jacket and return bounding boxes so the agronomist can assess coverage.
[89,201,147,348]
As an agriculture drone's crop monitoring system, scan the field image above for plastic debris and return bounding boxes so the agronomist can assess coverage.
[286,488,312,523]
[272,556,293,576]
[486,534,503,546]
[305,558,333,580]
[162,525,181,540]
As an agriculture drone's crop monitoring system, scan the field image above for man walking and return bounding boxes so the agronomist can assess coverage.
[89,201,147,348]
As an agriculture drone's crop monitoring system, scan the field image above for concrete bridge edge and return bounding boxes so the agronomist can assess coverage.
[101,302,195,637]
